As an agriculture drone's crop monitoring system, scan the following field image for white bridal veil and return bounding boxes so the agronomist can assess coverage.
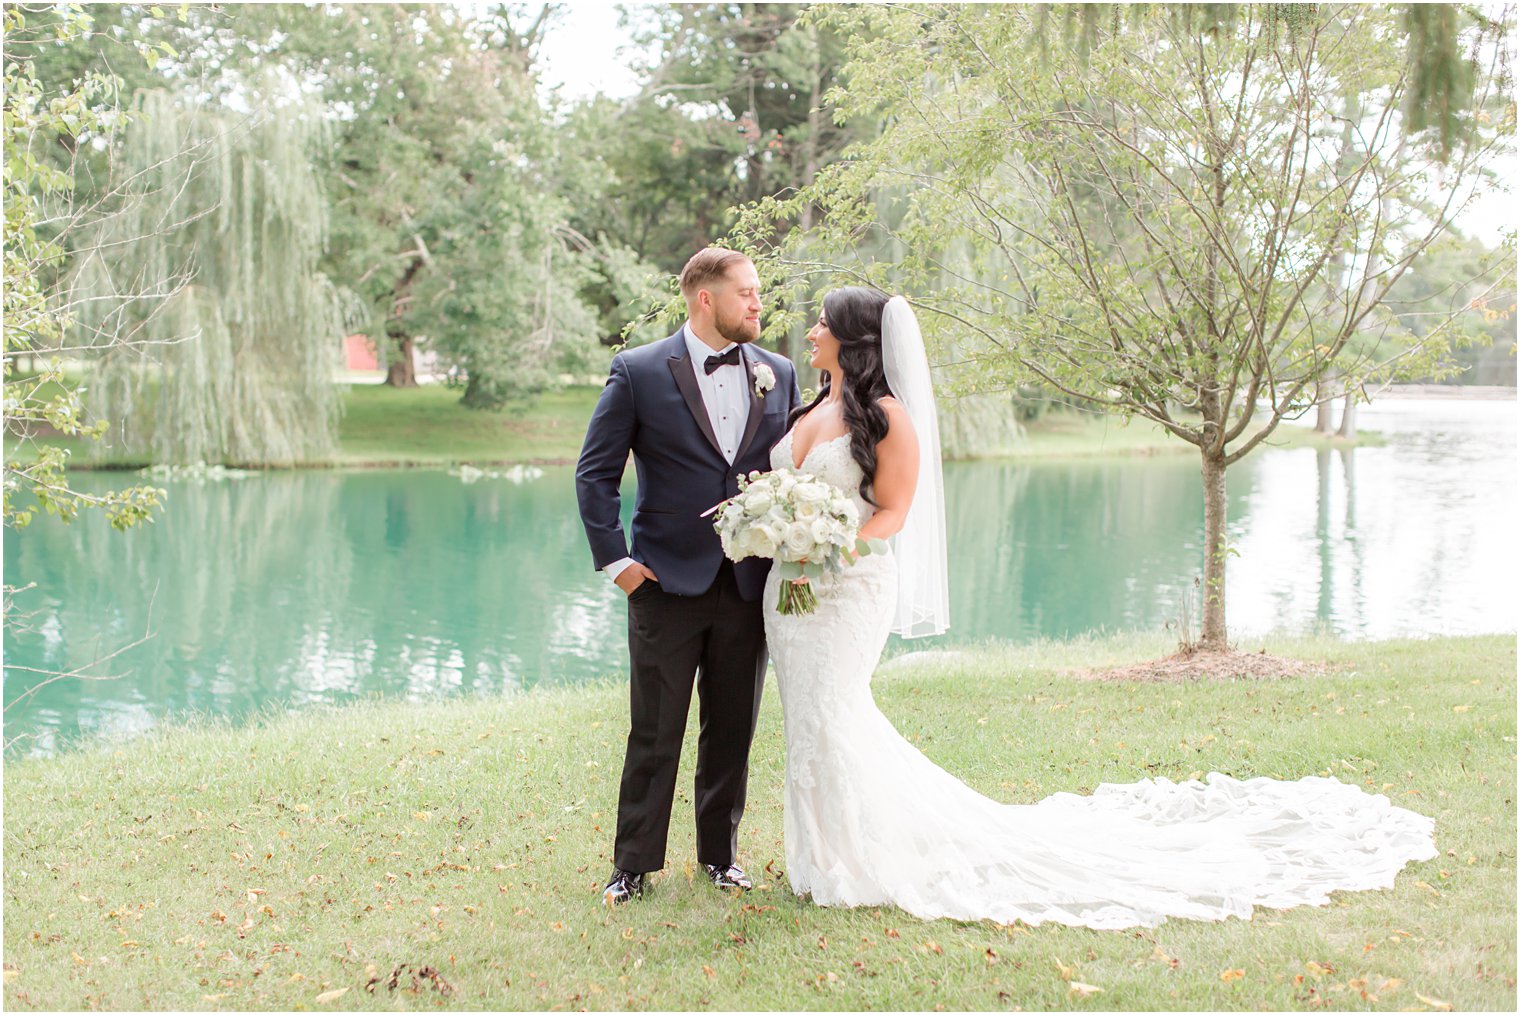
[880,296,949,638]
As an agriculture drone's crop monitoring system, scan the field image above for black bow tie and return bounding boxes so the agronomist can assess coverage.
[703,347,742,375]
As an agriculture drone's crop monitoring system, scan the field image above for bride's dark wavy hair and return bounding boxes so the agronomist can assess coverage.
[787,287,893,506]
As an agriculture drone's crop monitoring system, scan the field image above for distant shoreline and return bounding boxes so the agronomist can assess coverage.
[1374,383,1516,400]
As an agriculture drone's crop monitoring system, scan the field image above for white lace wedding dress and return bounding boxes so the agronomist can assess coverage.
[763,430,1438,929]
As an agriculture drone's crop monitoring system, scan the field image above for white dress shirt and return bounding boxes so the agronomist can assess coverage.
[605,323,752,584]
[684,324,751,463]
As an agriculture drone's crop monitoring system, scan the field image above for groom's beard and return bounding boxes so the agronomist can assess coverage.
[714,307,761,345]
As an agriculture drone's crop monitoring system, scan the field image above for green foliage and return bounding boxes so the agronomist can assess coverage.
[263,4,624,405]
[734,3,1513,647]
[70,82,344,466]
[576,4,877,356]
[1040,3,1497,161]
[1404,2,1480,157]
[1383,231,1518,384]
[2,5,165,548]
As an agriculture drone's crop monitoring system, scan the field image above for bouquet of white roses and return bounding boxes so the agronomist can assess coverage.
[706,467,887,615]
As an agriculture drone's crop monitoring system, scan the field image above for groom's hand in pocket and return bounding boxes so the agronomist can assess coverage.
[616,562,660,597]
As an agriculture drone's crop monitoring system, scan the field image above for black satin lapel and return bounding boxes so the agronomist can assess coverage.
[734,347,767,463]
[668,352,726,460]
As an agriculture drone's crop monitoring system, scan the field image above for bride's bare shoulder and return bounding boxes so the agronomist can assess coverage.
[876,396,916,443]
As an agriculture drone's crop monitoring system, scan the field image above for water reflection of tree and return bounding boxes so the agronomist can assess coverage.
[1340,447,1367,634]
[1313,447,1369,636]
[3,472,350,746]
[326,472,625,696]
[1316,449,1334,624]
[3,470,634,751]
[944,457,1215,642]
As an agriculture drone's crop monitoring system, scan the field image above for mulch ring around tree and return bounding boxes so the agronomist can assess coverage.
[1068,648,1335,683]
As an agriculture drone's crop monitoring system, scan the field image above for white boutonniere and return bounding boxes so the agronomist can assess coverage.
[752,362,776,398]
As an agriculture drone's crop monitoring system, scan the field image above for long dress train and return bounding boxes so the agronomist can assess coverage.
[763,430,1436,929]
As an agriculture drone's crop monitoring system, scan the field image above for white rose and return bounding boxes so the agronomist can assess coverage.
[730,527,764,560]
[781,520,816,559]
[751,525,781,558]
[794,498,822,519]
[758,518,787,545]
[752,362,776,397]
[809,517,834,546]
[793,481,830,505]
[743,490,774,517]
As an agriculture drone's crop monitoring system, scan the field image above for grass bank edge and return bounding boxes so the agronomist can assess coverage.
[7,381,1383,471]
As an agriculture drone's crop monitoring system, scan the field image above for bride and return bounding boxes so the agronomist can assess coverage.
[762,288,1437,929]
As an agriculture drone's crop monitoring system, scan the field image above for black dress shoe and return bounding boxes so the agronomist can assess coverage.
[602,868,644,905]
[703,863,752,892]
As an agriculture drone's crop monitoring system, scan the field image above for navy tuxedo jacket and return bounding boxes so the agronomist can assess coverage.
[576,328,802,601]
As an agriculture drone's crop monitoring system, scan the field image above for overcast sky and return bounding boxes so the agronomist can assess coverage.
[536,3,651,101]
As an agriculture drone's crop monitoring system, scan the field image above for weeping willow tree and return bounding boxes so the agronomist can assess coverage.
[72,83,343,466]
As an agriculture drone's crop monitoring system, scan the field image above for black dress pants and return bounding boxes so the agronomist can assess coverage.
[613,560,767,874]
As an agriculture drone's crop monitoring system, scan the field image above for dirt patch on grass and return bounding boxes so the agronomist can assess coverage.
[1068,648,1335,683]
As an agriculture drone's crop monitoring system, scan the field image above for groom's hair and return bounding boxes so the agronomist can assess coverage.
[679,247,752,302]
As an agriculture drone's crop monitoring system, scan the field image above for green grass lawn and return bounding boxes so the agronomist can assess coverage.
[998,410,1382,461]
[4,633,1512,1011]
[7,378,1376,471]
[330,384,598,467]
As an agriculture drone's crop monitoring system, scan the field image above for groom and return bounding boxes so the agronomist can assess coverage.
[576,248,801,905]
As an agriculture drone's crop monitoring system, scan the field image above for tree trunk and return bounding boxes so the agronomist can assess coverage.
[1336,390,1357,439]
[1314,380,1335,432]
[1200,452,1229,651]
[385,330,418,388]
[461,370,505,410]
[384,254,425,388]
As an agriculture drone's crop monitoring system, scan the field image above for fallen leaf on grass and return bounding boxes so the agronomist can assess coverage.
[1415,992,1453,1011]
[1220,968,1245,982]
[1069,981,1104,998]
[314,986,349,1003]
[1054,958,1075,981]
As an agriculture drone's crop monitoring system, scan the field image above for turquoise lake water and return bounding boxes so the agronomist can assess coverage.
[4,399,1513,756]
